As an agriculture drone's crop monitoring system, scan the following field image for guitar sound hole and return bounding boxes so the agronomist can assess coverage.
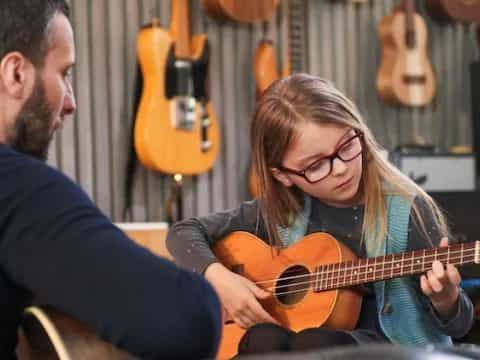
[275,265,310,305]
[402,74,426,84]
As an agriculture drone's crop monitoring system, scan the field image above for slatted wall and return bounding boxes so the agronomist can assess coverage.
[49,0,478,222]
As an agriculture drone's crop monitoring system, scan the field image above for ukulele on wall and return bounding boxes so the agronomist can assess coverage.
[376,0,436,107]
[249,0,305,196]
[134,0,219,175]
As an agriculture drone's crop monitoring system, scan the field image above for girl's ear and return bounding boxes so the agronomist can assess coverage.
[271,168,294,187]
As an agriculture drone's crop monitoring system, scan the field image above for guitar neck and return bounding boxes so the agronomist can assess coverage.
[313,241,480,292]
[287,0,304,73]
[403,0,416,49]
[171,0,191,58]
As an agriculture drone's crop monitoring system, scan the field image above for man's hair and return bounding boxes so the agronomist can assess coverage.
[0,0,70,68]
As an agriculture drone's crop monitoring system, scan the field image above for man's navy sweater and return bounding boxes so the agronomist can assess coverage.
[0,145,221,359]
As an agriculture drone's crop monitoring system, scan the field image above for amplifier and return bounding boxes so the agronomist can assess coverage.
[390,153,476,192]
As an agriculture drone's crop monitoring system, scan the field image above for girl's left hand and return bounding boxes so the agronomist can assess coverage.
[420,237,462,318]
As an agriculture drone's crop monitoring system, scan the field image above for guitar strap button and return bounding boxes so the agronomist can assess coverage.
[382,303,393,314]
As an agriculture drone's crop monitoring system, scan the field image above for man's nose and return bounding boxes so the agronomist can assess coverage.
[62,88,76,116]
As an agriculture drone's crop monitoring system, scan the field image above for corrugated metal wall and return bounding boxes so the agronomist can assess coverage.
[49,0,478,222]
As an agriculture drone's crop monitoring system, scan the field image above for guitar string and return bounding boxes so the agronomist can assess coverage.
[253,248,475,287]
[270,253,476,297]
[266,253,475,296]
[260,252,475,292]
[247,249,475,293]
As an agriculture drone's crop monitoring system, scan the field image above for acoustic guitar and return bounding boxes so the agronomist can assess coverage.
[214,231,480,359]
[376,0,436,107]
[134,0,219,175]
[19,306,137,360]
[201,0,279,24]
[425,0,480,23]
[249,0,306,197]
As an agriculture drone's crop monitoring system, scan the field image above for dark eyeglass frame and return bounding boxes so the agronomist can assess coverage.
[278,132,364,184]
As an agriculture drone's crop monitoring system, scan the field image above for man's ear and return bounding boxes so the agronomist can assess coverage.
[271,168,294,187]
[0,52,34,99]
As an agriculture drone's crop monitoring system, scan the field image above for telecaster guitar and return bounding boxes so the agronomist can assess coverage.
[214,231,480,359]
[134,0,219,175]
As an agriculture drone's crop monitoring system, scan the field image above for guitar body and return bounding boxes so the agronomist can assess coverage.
[426,0,480,23]
[249,40,289,197]
[214,232,362,359]
[377,10,436,107]
[135,24,219,175]
[254,40,281,95]
[19,306,137,360]
[201,0,279,23]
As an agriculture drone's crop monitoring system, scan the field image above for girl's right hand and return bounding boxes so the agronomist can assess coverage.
[204,262,279,328]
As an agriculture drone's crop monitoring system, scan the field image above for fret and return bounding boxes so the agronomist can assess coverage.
[447,246,450,265]
[320,265,326,290]
[356,260,360,285]
[319,265,323,291]
[367,258,373,282]
[394,254,402,277]
[423,248,426,273]
[382,254,385,282]
[334,262,339,289]
[390,254,396,277]
[409,251,414,275]
[401,252,405,277]
[461,243,464,266]
[412,253,423,274]
[329,264,336,289]
[314,265,319,292]
[357,259,365,283]
[327,263,332,290]
[342,261,347,288]
[349,260,354,287]
[371,257,376,282]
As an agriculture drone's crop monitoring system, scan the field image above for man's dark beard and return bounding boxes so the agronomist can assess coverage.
[8,76,54,161]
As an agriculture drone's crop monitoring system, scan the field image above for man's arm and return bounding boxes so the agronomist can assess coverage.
[0,164,222,359]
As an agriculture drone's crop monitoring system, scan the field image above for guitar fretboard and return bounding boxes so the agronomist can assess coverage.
[287,0,304,73]
[312,241,479,292]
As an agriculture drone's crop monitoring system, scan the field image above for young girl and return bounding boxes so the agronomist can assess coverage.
[166,74,474,356]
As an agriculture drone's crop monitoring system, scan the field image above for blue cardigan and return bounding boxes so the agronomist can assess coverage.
[366,195,452,346]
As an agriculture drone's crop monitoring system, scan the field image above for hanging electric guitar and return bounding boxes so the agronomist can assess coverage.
[215,231,480,359]
[376,0,436,107]
[249,0,305,197]
[134,0,219,175]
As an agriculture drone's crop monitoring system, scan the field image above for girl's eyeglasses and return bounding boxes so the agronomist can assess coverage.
[278,132,364,184]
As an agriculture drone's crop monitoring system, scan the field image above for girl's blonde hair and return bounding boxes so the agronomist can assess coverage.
[251,73,449,248]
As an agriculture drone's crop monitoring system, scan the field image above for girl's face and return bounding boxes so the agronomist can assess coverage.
[273,122,363,208]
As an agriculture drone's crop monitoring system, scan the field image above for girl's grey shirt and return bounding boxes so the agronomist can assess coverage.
[166,196,474,339]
